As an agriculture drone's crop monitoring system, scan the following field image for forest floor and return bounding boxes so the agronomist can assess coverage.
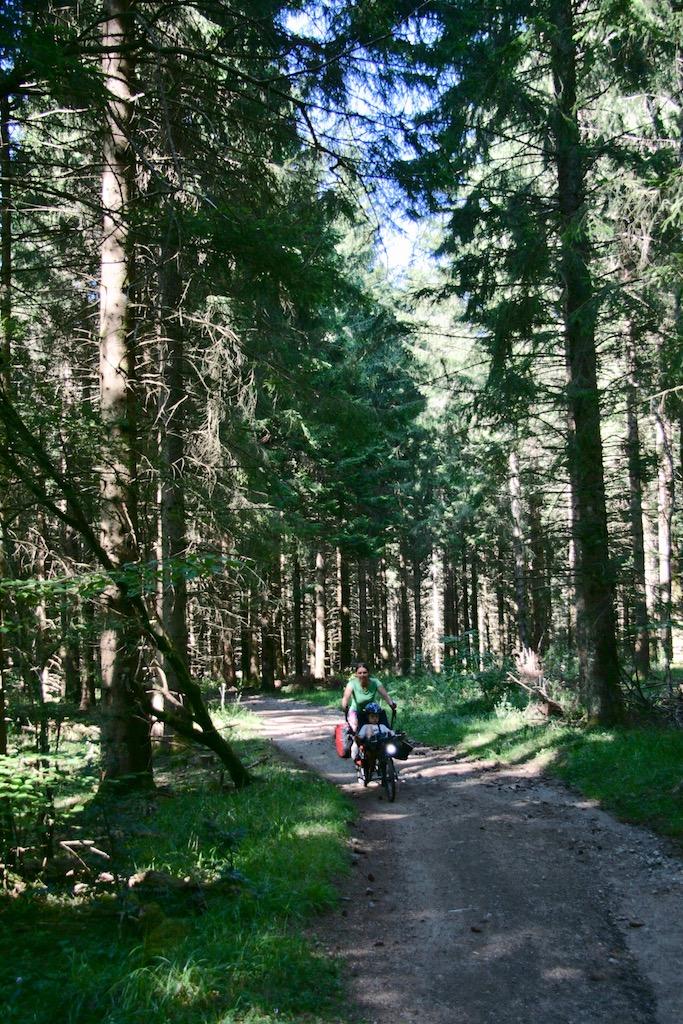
[248,697,683,1024]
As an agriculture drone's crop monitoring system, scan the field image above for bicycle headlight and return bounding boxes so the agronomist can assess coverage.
[385,743,397,755]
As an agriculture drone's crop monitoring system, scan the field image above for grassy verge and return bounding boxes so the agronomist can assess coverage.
[1,706,353,1024]
[281,674,683,845]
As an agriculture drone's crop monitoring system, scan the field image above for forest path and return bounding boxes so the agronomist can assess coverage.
[247,698,683,1024]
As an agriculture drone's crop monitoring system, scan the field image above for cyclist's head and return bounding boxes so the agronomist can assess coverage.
[355,661,370,682]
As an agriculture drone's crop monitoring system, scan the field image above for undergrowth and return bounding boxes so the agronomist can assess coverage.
[0,706,353,1024]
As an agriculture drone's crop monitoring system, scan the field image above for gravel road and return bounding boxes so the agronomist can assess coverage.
[248,697,683,1024]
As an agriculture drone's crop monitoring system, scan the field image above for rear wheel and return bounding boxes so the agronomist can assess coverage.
[382,756,396,802]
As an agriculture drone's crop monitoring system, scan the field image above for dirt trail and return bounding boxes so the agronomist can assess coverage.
[248,698,683,1024]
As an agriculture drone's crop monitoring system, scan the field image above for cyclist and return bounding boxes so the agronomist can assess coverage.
[341,661,396,735]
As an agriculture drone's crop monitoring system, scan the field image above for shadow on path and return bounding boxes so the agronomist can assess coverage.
[248,697,683,1024]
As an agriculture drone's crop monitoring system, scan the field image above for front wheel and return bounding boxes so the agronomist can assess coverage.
[382,756,396,802]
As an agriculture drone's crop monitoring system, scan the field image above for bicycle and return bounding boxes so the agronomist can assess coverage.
[351,709,407,802]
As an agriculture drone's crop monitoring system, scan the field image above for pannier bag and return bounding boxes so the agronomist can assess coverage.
[391,734,413,761]
[335,722,352,759]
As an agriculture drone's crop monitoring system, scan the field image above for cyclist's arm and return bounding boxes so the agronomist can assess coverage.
[341,682,353,713]
[377,683,396,710]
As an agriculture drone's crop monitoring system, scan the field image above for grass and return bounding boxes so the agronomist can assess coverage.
[0,705,354,1024]
[281,671,683,845]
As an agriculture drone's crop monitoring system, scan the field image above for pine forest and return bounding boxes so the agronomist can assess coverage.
[1,3,683,1023]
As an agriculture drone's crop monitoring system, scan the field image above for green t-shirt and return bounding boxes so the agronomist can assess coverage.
[348,676,380,711]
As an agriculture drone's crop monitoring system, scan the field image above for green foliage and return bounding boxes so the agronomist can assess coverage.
[0,709,353,1024]
[296,674,683,842]
[0,749,95,878]
[0,553,247,603]
[0,755,56,850]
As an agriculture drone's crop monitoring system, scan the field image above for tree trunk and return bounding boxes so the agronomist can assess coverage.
[550,0,622,723]
[528,491,551,653]
[158,208,189,692]
[495,538,507,660]
[625,325,650,676]
[357,559,369,661]
[642,508,659,662]
[239,589,251,683]
[259,574,275,690]
[370,560,381,666]
[412,550,422,670]
[654,394,675,690]
[337,548,352,673]
[460,543,471,669]
[292,551,304,675]
[98,0,152,785]
[314,549,326,680]
[471,543,481,670]
[443,551,454,662]
[0,95,12,753]
[379,557,392,666]
[60,598,81,703]
[431,547,442,672]
[0,569,6,753]
[0,94,11,385]
[79,600,96,710]
[249,582,260,681]
[482,575,492,657]
[273,552,286,682]
[399,546,411,674]
[508,449,530,650]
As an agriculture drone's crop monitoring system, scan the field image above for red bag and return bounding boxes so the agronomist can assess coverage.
[335,722,352,759]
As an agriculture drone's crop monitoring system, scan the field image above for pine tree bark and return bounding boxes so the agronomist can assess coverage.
[273,552,286,682]
[495,538,507,659]
[357,559,369,661]
[158,208,189,693]
[337,548,352,673]
[654,393,675,688]
[292,551,304,675]
[549,0,623,723]
[314,549,326,679]
[98,0,152,785]
[471,543,481,670]
[443,551,455,662]
[79,600,96,710]
[460,542,471,668]
[249,582,260,681]
[0,95,11,387]
[508,449,530,651]
[259,574,275,689]
[412,550,422,669]
[624,325,650,676]
[431,548,442,671]
[220,626,236,686]
[379,557,392,665]
[399,545,411,674]
[528,492,551,652]
[370,560,381,666]
[240,589,251,682]
[306,568,316,675]
[0,93,12,754]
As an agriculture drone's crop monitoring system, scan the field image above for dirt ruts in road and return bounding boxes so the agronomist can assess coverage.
[248,698,683,1024]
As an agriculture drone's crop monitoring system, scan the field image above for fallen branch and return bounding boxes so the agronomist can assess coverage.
[508,646,565,718]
